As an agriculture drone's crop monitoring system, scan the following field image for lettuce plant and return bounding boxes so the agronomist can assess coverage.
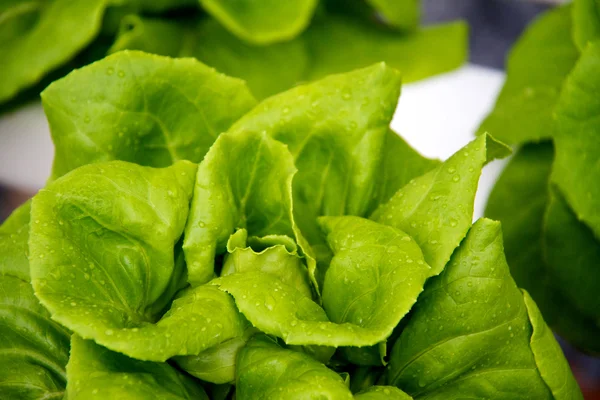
[0,0,467,107]
[480,1,600,354]
[0,51,583,399]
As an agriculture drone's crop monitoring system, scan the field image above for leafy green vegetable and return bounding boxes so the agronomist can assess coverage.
[29,161,247,361]
[0,202,70,400]
[387,219,582,399]
[572,0,600,51]
[552,40,600,239]
[66,335,209,399]
[198,0,319,44]
[372,134,511,274]
[236,335,353,399]
[477,5,579,144]
[365,0,420,31]
[0,0,106,104]
[42,50,257,179]
[109,15,467,99]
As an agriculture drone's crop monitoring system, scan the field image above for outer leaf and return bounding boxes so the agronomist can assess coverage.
[42,50,257,179]
[387,219,582,399]
[0,0,106,104]
[0,202,31,281]
[110,15,467,99]
[553,40,600,239]
[365,0,420,31]
[371,134,511,275]
[199,0,319,45]
[30,161,246,361]
[183,130,305,286]
[66,335,208,399]
[542,189,600,353]
[304,17,467,84]
[213,217,431,348]
[523,291,584,400]
[485,143,559,323]
[236,335,353,400]
[355,386,413,400]
[477,5,579,144]
[573,0,600,51]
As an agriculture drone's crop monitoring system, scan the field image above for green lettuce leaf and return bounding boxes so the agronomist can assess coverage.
[236,335,353,400]
[42,50,257,179]
[183,129,309,286]
[552,40,600,239]
[477,5,579,144]
[199,0,318,45]
[212,217,431,348]
[365,0,420,31]
[355,386,413,400]
[372,134,511,275]
[0,0,106,104]
[66,335,208,399]
[387,218,582,399]
[0,204,71,400]
[29,161,247,361]
[109,15,467,99]
[572,0,600,51]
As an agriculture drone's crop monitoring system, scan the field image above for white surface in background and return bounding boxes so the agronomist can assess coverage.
[0,64,506,218]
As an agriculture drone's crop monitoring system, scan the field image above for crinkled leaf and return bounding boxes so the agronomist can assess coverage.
[199,0,319,44]
[0,0,106,104]
[66,335,208,399]
[372,134,511,275]
[174,325,256,384]
[30,161,246,361]
[110,15,466,99]
[387,218,582,399]
[542,189,600,353]
[236,335,353,400]
[42,50,256,179]
[183,130,308,286]
[523,291,584,400]
[355,386,413,400]
[573,0,600,51]
[477,5,579,144]
[213,217,431,348]
[553,40,600,239]
[0,202,31,281]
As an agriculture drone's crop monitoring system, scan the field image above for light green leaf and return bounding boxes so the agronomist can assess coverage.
[110,15,467,99]
[66,335,208,399]
[523,291,584,400]
[236,335,353,400]
[553,40,600,239]
[355,386,413,400]
[387,218,582,399]
[349,367,384,394]
[542,189,600,353]
[213,217,431,348]
[111,0,196,13]
[0,0,106,104]
[174,325,257,384]
[365,0,420,31]
[30,161,246,361]
[477,5,579,144]
[199,0,319,44]
[0,202,31,281]
[183,130,308,286]
[573,0,600,51]
[372,134,511,275]
[42,50,257,179]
